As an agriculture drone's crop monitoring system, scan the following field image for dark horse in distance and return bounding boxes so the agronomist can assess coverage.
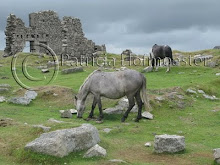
[150,44,174,72]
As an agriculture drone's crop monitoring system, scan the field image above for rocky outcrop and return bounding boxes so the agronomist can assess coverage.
[25,124,100,157]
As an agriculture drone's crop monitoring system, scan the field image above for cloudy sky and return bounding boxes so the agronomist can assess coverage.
[0,0,220,54]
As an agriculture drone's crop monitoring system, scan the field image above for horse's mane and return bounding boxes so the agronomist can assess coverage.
[79,69,100,92]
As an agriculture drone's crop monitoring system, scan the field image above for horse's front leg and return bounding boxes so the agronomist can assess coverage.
[97,96,104,121]
[87,96,97,120]
[121,96,135,122]
[166,57,171,73]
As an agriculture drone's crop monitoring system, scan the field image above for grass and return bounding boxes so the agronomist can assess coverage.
[0,50,220,165]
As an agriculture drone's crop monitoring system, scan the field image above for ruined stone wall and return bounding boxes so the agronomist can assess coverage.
[4,10,105,58]
[4,14,26,56]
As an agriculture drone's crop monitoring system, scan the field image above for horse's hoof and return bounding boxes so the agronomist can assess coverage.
[121,117,125,122]
[134,119,140,122]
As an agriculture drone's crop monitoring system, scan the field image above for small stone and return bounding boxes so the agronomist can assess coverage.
[33,125,51,132]
[103,128,112,133]
[41,69,49,73]
[216,73,220,76]
[0,96,6,103]
[198,90,205,94]
[143,66,153,73]
[83,144,107,158]
[155,96,165,101]
[69,109,77,114]
[203,94,218,100]
[186,89,197,94]
[142,112,153,120]
[0,88,9,93]
[145,142,151,147]
[60,110,72,118]
[53,93,58,96]
[24,90,38,100]
[214,148,220,164]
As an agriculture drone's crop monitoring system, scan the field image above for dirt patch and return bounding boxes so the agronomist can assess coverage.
[115,145,192,165]
[0,118,13,127]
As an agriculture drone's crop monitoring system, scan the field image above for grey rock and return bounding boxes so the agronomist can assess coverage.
[41,69,49,73]
[61,67,83,74]
[177,101,185,109]
[103,128,112,133]
[206,61,217,68]
[0,88,9,93]
[24,90,38,100]
[61,110,72,118]
[155,96,165,101]
[109,159,127,164]
[203,94,218,100]
[145,142,152,147]
[83,144,106,158]
[103,97,138,114]
[9,97,31,105]
[142,112,153,120]
[69,109,77,114]
[0,84,11,88]
[0,96,6,103]
[143,66,153,73]
[104,106,124,114]
[0,64,3,67]
[154,134,185,153]
[47,61,58,68]
[214,148,220,164]
[216,73,220,76]
[33,125,51,132]
[48,118,65,123]
[198,90,205,94]
[194,55,213,62]
[25,124,100,157]
[186,89,197,94]
[37,66,47,69]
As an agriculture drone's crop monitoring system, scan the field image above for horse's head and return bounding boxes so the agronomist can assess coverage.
[75,95,86,118]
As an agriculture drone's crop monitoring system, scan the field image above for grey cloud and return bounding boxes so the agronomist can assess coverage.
[0,0,220,54]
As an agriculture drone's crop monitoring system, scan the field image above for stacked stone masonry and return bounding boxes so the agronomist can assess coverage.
[4,10,106,59]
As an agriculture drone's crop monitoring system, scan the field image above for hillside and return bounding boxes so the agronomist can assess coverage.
[0,50,220,165]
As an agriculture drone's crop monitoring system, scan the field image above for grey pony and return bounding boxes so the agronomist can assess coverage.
[75,69,151,122]
[150,44,174,72]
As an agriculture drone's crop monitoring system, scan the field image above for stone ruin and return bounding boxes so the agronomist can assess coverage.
[4,10,106,59]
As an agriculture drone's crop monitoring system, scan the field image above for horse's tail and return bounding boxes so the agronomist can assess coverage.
[140,74,152,112]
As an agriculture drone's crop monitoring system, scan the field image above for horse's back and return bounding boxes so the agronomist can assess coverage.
[89,69,144,99]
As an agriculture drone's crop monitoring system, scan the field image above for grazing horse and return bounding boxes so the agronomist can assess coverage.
[75,69,151,122]
[150,44,174,72]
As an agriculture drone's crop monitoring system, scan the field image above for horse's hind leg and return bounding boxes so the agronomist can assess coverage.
[134,91,142,122]
[121,96,135,122]
[87,96,97,119]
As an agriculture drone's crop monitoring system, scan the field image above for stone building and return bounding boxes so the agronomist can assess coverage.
[4,10,106,58]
